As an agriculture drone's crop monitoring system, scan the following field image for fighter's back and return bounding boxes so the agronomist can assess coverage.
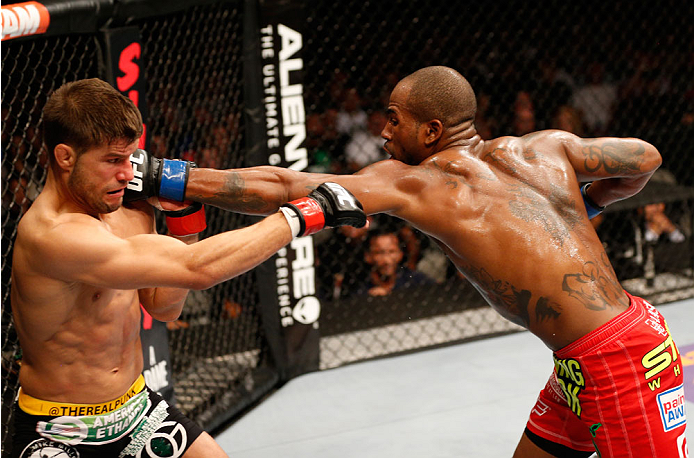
[402,131,630,350]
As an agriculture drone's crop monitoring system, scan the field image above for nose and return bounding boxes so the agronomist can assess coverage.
[117,159,135,183]
[381,124,391,140]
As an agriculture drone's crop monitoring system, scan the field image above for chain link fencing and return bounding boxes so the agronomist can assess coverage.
[2,0,693,454]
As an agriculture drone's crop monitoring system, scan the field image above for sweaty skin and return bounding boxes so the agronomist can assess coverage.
[184,80,660,352]
[10,139,294,406]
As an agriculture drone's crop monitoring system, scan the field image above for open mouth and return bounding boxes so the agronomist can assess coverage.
[107,189,124,196]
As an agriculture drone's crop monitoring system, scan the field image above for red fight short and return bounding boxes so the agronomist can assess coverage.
[525,292,688,458]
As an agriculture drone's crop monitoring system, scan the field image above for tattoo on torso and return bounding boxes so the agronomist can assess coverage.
[562,255,628,310]
[465,265,562,328]
[507,183,581,246]
[464,254,626,329]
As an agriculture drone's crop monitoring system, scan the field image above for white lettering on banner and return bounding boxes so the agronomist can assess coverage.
[1,3,49,41]
[263,23,317,328]
[289,238,320,325]
[275,247,294,326]
[260,26,281,157]
[277,24,307,171]
[143,345,169,392]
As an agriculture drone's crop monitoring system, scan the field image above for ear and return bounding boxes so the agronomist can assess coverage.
[54,144,77,171]
[423,119,443,147]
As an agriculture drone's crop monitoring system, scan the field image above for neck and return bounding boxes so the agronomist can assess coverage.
[45,170,98,218]
[435,121,483,154]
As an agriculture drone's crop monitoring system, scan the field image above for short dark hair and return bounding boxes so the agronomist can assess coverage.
[43,78,143,164]
[403,66,476,127]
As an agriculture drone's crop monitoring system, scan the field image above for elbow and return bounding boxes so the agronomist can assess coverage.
[188,273,218,291]
[640,140,662,174]
[186,265,226,291]
[648,147,663,174]
[153,309,183,323]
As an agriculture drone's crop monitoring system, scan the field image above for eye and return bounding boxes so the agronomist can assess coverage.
[390,118,398,126]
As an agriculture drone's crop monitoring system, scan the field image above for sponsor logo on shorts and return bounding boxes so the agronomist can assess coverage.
[530,398,551,417]
[553,356,584,418]
[37,391,150,445]
[657,384,687,432]
[136,420,188,458]
[642,322,681,391]
[20,438,79,458]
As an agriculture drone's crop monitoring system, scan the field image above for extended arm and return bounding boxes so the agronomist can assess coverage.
[126,148,413,217]
[183,159,417,217]
[39,212,293,293]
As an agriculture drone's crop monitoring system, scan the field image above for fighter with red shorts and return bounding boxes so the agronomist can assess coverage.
[524,292,688,458]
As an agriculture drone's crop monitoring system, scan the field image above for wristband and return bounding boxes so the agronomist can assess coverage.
[165,202,206,236]
[281,198,326,237]
[279,207,301,238]
[159,160,189,201]
[581,183,605,219]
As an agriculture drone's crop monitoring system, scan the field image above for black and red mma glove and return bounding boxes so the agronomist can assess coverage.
[278,182,366,237]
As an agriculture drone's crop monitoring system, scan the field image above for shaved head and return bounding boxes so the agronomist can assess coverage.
[401,66,476,127]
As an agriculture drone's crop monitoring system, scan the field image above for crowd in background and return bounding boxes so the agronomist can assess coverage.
[3,41,693,300]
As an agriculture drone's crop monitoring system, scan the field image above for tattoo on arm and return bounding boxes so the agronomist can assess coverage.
[582,141,645,175]
[187,172,270,213]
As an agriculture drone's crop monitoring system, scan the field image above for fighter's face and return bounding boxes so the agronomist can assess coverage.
[381,84,425,165]
[68,140,137,214]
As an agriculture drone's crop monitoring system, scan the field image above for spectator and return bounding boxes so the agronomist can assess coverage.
[315,216,373,300]
[642,202,685,243]
[570,61,617,135]
[306,109,346,173]
[336,87,368,136]
[474,92,498,140]
[344,110,389,171]
[352,229,433,297]
[551,105,585,137]
[532,58,575,129]
[513,108,536,137]
[510,91,537,136]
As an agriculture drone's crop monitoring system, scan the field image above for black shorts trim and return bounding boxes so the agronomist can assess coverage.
[524,427,595,458]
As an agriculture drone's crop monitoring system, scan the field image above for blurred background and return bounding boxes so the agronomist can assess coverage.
[2,0,693,454]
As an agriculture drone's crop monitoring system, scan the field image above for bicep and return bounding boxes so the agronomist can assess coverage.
[38,224,190,290]
[325,162,416,216]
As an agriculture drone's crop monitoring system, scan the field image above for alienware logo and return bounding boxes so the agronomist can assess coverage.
[292,296,320,325]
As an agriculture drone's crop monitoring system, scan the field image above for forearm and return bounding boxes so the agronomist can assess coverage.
[184,167,331,214]
[587,173,657,208]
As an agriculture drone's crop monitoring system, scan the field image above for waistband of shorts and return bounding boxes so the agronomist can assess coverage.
[18,374,146,416]
[554,291,645,358]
